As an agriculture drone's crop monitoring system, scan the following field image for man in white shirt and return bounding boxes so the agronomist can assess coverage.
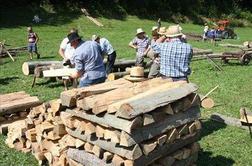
[92,35,117,74]
[59,28,78,65]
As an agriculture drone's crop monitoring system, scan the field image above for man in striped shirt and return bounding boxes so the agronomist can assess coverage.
[152,25,193,82]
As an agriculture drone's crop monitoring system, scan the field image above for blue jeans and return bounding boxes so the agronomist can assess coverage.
[28,43,37,52]
[79,77,106,87]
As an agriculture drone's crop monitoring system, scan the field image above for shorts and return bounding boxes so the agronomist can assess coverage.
[28,43,37,53]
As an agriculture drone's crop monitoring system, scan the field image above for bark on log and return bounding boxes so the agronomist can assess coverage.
[0,96,41,115]
[119,107,200,147]
[67,148,111,166]
[111,83,198,119]
[60,78,132,107]
[77,77,169,114]
[22,61,63,76]
[66,108,143,133]
[66,128,143,160]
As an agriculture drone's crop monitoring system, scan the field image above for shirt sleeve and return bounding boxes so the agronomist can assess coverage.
[60,38,68,50]
[151,43,161,54]
[131,37,137,45]
[74,53,85,72]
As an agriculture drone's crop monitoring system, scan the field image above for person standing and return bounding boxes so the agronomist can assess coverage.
[27,26,40,59]
[129,28,150,67]
[152,25,193,82]
[92,35,117,74]
[68,32,106,87]
[58,28,78,66]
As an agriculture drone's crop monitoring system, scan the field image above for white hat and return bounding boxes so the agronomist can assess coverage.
[152,26,158,32]
[124,66,146,82]
[165,25,183,37]
[158,27,166,35]
[91,34,100,41]
[136,28,145,35]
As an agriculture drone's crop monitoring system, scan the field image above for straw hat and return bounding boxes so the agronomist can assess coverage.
[136,28,145,35]
[124,67,146,82]
[158,27,166,35]
[243,41,252,48]
[165,25,183,37]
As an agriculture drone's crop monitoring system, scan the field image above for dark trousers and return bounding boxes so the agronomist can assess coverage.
[106,51,117,74]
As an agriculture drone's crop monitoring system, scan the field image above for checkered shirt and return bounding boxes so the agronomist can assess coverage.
[131,36,150,57]
[152,38,193,77]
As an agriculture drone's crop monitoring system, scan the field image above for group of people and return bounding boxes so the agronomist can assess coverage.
[129,24,192,82]
[27,22,193,87]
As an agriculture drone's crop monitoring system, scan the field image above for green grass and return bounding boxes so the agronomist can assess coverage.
[0,10,252,166]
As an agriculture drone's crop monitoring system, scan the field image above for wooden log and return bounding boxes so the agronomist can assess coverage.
[75,139,85,148]
[141,141,158,155]
[0,96,41,115]
[84,142,94,153]
[95,125,106,138]
[92,145,104,158]
[218,43,245,49]
[60,78,132,107]
[110,83,198,119]
[66,128,143,160]
[67,148,110,166]
[0,117,27,135]
[103,151,113,162]
[85,122,96,135]
[22,61,63,75]
[210,113,249,131]
[119,107,200,147]
[78,77,168,114]
[104,128,121,143]
[112,154,124,166]
[0,91,30,103]
[201,97,215,109]
[60,112,75,129]
[66,108,143,133]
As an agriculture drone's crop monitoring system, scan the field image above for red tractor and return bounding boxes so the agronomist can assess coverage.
[215,20,237,39]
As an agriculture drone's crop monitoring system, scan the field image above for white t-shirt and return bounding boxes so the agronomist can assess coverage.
[60,37,75,60]
[99,38,115,55]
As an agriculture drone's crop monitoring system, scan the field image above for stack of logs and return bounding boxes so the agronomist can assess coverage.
[0,91,41,134]
[5,78,202,166]
[60,77,202,166]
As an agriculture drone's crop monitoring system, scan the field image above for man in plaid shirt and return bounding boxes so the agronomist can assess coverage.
[152,25,193,82]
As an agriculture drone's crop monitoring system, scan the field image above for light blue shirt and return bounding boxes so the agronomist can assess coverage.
[99,38,115,55]
[73,40,106,80]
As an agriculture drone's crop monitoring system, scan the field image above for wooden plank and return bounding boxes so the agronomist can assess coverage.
[92,145,104,158]
[67,148,111,166]
[0,96,41,115]
[66,108,143,133]
[43,68,77,77]
[60,78,132,107]
[77,77,168,114]
[210,113,249,131]
[103,151,113,162]
[66,128,143,160]
[0,91,29,103]
[111,83,198,119]
[119,107,200,147]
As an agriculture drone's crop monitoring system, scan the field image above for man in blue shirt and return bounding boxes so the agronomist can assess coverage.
[92,35,117,74]
[68,32,106,87]
[152,25,193,82]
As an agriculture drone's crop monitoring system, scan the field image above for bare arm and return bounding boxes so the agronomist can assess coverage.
[34,33,39,43]
[128,41,137,49]
[58,48,66,59]
[71,70,82,79]
[156,36,166,43]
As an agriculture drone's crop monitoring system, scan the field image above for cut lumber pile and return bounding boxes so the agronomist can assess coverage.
[60,77,202,165]
[5,99,72,166]
[5,78,202,165]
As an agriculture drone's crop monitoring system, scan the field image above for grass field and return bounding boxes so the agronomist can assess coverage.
[0,9,252,165]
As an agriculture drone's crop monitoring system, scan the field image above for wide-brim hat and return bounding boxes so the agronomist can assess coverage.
[136,28,145,35]
[67,32,81,43]
[124,66,146,82]
[165,25,183,37]
[152,26,158,32]
[158,27,166,35]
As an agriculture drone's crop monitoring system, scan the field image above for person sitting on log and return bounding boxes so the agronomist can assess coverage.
[27,26,40,60]
[92,35,117,74]
[152,25,193,83]
[129,28,150,67]
[68,32,106,87]
[58,28,78,66]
